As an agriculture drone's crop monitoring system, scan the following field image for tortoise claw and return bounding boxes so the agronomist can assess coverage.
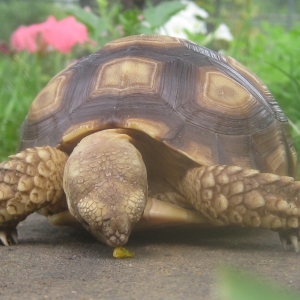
[289,234,299,252]
[278,230,299,252]
[279,234,288,250]
[0,228,18,246]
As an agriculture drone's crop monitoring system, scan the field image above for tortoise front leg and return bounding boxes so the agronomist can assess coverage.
[180,165,300,251]
[0,147,68,245]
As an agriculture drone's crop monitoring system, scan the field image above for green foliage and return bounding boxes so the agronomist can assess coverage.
[0,52,70,160]
[0,0,66,43]
[195,0,255,35]
[226,23,300,172]
[142,0,186,30]
[65,0,185,46]
[65,0,124,47]
[219,266,300,300]
[252,0,300,14]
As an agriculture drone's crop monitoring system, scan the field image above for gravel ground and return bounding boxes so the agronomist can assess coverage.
[1,213,300,300]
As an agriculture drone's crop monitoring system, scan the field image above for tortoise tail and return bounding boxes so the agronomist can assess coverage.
[0,146,68,245]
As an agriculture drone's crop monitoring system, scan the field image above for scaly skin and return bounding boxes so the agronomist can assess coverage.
[180,165,300,251]
[0,147,68,245]
[63,130,148,247]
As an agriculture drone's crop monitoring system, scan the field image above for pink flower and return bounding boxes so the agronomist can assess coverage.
[10,16,92,54]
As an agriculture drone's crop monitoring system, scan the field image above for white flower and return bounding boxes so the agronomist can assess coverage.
[213,23,233,41]
[158,0,208,39]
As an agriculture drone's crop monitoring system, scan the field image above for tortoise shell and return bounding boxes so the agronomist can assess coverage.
[20,34,297,177]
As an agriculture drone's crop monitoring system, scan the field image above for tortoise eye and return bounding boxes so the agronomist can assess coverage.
[103,217,111,222]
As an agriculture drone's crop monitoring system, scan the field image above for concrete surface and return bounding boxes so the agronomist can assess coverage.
[1,213,300,300]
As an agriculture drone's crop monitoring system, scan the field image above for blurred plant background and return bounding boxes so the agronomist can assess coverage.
[0,0,300,167]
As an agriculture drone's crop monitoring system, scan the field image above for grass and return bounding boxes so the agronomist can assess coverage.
[0,52,70,160]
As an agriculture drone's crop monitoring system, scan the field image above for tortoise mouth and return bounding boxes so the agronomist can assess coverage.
[105,231,130,247]
[93,227,131,247]
[102,215,131,247]
[81,221,131,247]
[87,215,132,247]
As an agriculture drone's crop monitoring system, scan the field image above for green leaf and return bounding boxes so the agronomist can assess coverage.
[65,6,99,31]
[143,1,186,29]
[107,3,122,19]
[95,18,108,36]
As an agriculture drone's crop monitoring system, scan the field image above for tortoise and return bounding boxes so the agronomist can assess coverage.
[1,34,300,252]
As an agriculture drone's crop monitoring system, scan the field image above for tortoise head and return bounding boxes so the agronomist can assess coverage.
[63,130,148,247]
[73,187,134,247]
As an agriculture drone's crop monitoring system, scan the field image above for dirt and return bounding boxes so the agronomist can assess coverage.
[1,213,300,300]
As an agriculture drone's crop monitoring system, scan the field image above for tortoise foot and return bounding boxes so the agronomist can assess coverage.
[278,229,300,252]
[0,146,68,229]
[0,227,18,246]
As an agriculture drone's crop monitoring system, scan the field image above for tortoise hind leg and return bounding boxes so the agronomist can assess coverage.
[135,197,219,230]
[0,146,68,245]
[180,165,300,251]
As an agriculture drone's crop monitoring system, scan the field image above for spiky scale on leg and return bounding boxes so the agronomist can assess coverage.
[0,146,68,245]
[180,165,300,251]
